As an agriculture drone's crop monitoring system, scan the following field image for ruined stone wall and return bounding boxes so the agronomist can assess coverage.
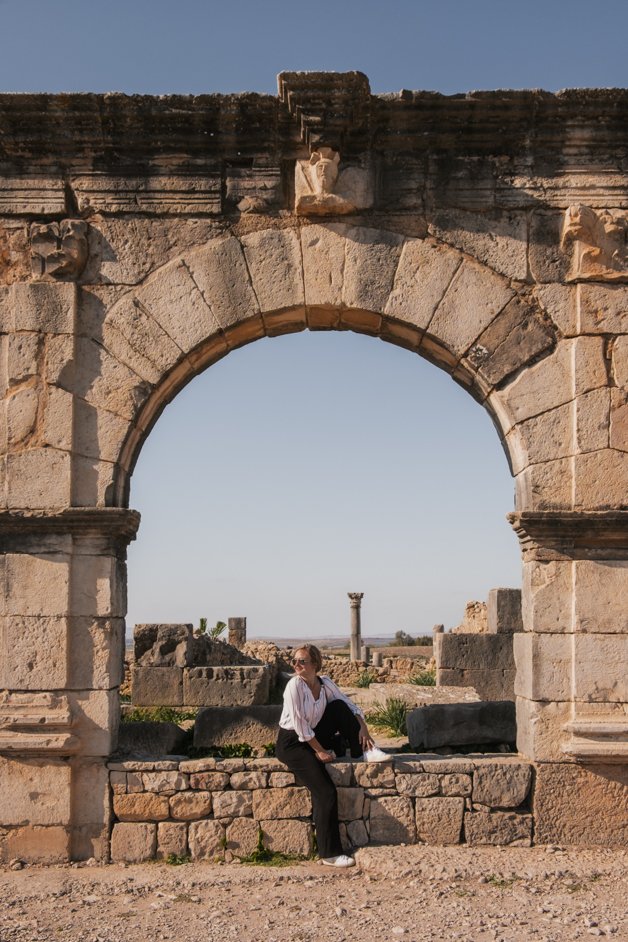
[0,75,627,860]
[108,754,534,864]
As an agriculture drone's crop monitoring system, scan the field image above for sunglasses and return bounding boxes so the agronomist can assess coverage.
[291,658,311,666]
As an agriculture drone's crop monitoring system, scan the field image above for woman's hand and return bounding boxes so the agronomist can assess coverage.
[315,749,336,763]
[358,717,374,752]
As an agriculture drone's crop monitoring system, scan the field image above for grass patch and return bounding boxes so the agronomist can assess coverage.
[408,668,436,686]
[365,697,408,736]
[121,706,198,724]
[186,742,254,759]
[486,874,519,888]
[165,853,191,866]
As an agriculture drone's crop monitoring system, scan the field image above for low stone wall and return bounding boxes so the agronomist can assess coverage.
[108,755,534,862]
[435,634,516,700]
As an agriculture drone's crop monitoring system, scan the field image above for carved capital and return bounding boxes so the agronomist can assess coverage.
[561,205,628,282]
[348,592,364,608]
[30,218,88,281]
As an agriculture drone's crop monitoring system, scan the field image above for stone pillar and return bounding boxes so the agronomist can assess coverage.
[347,593,364,662]
[361,644,370,664]
[228,617,247,649]
[372,650,383,668]
[509,511,628,846]
[0,508,140,864]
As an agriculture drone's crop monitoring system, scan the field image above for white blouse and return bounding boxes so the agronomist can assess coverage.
[279,674,365,742]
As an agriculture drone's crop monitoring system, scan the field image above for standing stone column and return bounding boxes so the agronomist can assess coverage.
[347,593,364,662]
[228,617,247,649]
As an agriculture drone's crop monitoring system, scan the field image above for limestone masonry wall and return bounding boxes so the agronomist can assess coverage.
[108,755,533,863]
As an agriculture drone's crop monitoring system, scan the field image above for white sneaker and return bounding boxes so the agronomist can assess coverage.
[321,854,355,868]
[362,747,389,762]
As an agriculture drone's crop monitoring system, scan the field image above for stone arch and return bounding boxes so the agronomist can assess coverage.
[88,224,558,509]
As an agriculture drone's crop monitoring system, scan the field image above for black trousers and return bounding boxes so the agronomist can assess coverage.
[275,699,362,859]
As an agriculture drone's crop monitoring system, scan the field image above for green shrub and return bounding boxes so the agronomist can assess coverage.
[409,668,436,686]
[261,742,276,757]
[355,669,377,688]
[365,697,408,737]
[165,853,191,866]
[187,742,254,759]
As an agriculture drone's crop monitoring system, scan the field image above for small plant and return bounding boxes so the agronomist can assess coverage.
[209,620,227,640]
[355,669,377,688]
[239,828,305,867]
[409,668,436,686]
[165,853,191,866]
[261,742,276,757]
[486,874,519,888]
[198,617,208,635]
[365,697,408,737]
[187,742,254,759]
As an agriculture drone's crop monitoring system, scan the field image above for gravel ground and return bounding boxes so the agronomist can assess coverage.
[1,845,626,942]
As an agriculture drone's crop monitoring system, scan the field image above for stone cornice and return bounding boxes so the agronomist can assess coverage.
[0,508,141,548]
[508,511,628,559]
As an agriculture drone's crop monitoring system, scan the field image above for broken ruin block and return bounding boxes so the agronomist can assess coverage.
[131,666,183,706]
[183,665,270,707]
[406,701,516,750]
[487,588,523,633]
[134,623,193,667]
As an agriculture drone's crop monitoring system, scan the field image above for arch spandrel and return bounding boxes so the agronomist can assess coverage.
[95,224,561,510]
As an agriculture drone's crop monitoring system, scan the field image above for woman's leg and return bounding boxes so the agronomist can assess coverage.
[314,699,363,758]
[275,728,343,859]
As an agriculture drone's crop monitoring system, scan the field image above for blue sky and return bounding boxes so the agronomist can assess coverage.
[1,1,626,638]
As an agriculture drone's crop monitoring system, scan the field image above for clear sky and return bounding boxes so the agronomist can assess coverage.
[1,1,626,639]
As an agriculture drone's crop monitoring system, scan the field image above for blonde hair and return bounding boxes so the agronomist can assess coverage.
[294,644,323,672]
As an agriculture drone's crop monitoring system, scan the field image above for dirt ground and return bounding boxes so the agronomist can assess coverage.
[1,845,626,942]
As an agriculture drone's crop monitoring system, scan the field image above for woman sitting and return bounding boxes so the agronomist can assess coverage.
[275,643,387,868]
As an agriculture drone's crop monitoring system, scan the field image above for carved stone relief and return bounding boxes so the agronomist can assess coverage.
[0,691,78,755]
[561,205,628,282]
[295,147,373,216]
[30,219,88,280]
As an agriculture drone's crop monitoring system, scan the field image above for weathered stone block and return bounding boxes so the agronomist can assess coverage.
[428,258,514,358]
[534,762,628,846]
[522,558,573,633]
[5,552,70,617]
[515,697,572,763]
[188,820,225,860]
[574,449,628,509]
[212,790,253,818]
[464,810,532,846]
[395,773,439,797]
[70,552,124,618]
[578,283,628,335]
[353,762,395,789]
[514,633,573,701]
[134,623,193,667]
[301,224,347,308]
[183,666,270,707]
[113,793,170,821]
[346,818,369,847]
[573,560,628,633]
[436,668,516,702]
[110,771,127,794]
[260,819,312,856]
[436,633,514,671]
[337,787,365,820]
[0,757,71,826]
[508,401,574,474]
[70,758,111,860]
[230,771,267,790]
[342,226,403,312]
[439,773,472,797]
[10,281,76,333]
[157,821,188,860]
[185,237,259,330]
[1,825,71,864]
[169,791,211,821]
[487,588,522,634]
[115,721,188,758]
[576,388,610,453]
[67,689,118,756]
[573,634,628,702]
[0,615,68,689]
[132,666,183,706]
[385,238,461,330]
[269,771,295,787]
[407,701,516,750]
[515,457,573,511]
[252,787,311,820]
[68,616,125,690]
[241,228,304,312]
[226,816,259,856]
[189,771,230,790]
[415,797,464,845]
[326,762,353,787]
[142,770,188,794]
[472,762,532,808]
[369,796,416,844]
[110,822,157,863]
